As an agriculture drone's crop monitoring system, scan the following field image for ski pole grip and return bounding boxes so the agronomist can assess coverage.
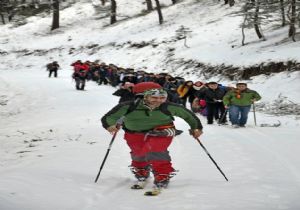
[116,116,125,129]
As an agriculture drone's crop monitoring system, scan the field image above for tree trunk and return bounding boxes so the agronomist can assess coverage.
[280,0,285,26]
[146,0,153,11]
[101,0,106,6]
[8,9,14,22]
[253,0,264,39]
[241,1,251,46]
[242,12,248,46]
[110,0,117,24]
[171,0,177,4]
[288,0,296,41]
[51,0,59,30]
[0,14,5,24]
[298,12,300,28]
[154,0,163,24]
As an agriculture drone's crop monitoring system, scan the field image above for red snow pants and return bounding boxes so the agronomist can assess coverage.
[124,132,174,176]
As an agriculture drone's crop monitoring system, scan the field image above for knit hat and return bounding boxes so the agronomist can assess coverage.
[132,82,162,94]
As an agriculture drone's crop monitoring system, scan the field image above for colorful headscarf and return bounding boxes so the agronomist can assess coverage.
[143,88,168,97]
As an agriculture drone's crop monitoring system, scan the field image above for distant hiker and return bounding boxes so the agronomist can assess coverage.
[163,77,181,104]
[104,64,119,87]
[112,82,135,103]
[96,64,109,85]
[198,82,229,124]
[188,81,206,109]
[223,82,261,128]
[191,81,207,113]
[71,60,83,72]
[101,82,203,189]
[71,61,89,90]
[177,80,194,107]
[46,61,60,78]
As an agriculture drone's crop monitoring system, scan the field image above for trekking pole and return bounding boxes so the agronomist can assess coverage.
[252,102,257,126]
[218,108,228,125]
[94,117,124,183]
[195,137,229,181]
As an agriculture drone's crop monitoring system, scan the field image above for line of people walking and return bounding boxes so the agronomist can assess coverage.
[48,59,261,127]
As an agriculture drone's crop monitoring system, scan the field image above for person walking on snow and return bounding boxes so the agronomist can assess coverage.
[71,62,90,90]
[177,80,194,107]
[46,61,60,78]
[198,82,229,125]
[223,82,261,128]
[101,82,203,188]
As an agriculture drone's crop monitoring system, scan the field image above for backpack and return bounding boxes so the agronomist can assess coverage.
[46,63,53,70]
[124,99,174,120]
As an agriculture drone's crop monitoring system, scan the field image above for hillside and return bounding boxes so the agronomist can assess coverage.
[1,0,300,67]
[0,1,300,210]
[1,0,300,108]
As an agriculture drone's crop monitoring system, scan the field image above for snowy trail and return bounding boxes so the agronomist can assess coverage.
[1,69,300,210]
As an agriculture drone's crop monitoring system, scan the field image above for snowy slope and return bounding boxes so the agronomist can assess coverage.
[0,68,300,210]
[1,0,300,209]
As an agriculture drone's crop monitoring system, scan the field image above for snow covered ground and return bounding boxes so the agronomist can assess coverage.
[1,67,300,210]
[1,0,300,209]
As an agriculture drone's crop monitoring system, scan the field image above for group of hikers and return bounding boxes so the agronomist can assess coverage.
[47,59,262,191]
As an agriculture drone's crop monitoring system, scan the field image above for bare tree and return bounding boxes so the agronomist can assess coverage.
[253,0,264,39]
[145,0,153,11]
[241,0,266,45]
[0,0,11,24]
[51,0,59,30]
[280,0,286,26]
[241,1,250,46]
[288,0,296,41]
[110,0,117,24]
[154,0,163,24]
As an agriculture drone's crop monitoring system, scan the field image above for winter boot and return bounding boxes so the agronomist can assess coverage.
[131,166,150,181]
[154,174,170,188]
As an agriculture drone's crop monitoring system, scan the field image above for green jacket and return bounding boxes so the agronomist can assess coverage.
[101,100,203,132]
[223,88,261,107]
